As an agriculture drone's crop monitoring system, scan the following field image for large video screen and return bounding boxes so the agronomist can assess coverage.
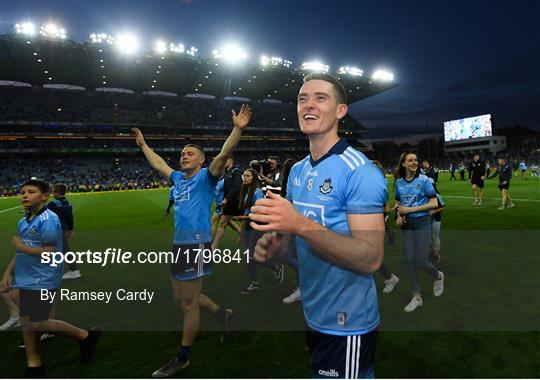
[444,114,492,142]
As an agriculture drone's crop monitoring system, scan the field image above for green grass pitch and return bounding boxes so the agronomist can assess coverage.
[0,175,539,377]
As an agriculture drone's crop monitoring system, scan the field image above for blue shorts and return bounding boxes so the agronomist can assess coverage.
[306,328,377,379]
[170,242,213,281]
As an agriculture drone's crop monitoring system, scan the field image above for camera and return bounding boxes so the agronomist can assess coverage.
[250,159,271,175]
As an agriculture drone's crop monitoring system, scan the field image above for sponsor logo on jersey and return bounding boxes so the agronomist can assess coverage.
[318,369,340,377]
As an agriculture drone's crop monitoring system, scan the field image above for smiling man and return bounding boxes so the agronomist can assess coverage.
[250,73,387,379]
[132,104,251,377]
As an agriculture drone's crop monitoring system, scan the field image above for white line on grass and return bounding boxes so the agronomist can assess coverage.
[0,205,21,214]
[445,195,540,202]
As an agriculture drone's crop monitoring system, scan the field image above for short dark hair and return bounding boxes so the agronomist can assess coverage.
[268,155,280,162]
[303,72,347,104]
[53,183,67,195]
[21,179,50,194]
[183,144,205,157]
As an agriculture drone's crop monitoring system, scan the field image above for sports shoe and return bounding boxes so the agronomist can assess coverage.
[477,201,483,206]
[62,270,81,280]
[18,333,56,348]
[283,287,301,304]
[382,274,399,293]
[23,366,46,378]
[241,282,259,294]
[434,271,444,297]
[80,327,101,364]
[216,308,234,343]
[507,203,515,208]
[498,205,505,210]
[274,263,285,284]
[151,357,190,378]
[472,199,479,205]
[0,315,20,331]
[404,296,423,312]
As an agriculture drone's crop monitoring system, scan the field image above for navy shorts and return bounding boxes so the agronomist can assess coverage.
[471,177,484,188]
[170,242,213,281]
[498,182,510,190]
[19,289,57,323]
[306,329,377,379]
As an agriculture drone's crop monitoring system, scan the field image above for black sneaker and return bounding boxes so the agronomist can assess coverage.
[216,308,234,343]
[274,263,285,284]
[80,327,101,364]
[241,282,259,294]
[23,365,46,378]
[151,357,190,378]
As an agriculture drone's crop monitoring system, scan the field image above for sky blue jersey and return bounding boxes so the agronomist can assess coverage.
[171,168,219,244]
[215,178,225,206]
[395,174,437,218]
[13,208,63,290]
[286,139,387,335]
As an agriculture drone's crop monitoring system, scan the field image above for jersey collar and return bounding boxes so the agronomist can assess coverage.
[26,205,47,223]
[309,138,349,167]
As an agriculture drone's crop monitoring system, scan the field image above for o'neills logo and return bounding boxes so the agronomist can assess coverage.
[318,369,339,377]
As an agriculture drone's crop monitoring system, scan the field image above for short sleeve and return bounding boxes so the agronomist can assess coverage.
[285,165,297,203]
[424,178,437,198]
[394,180,401,201]
[346,164,387,214]
[170,171,182,184]
[204,168,219,186]
[40,217,59,248]
[253,189,264,203]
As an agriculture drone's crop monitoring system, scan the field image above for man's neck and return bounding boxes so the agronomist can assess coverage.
[184,166,202,179]
[28,204,46,220]
[309,132,340,162]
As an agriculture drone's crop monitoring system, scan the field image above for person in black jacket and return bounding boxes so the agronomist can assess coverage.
[488,157,515,210]
[468,154,486,206]
[213,158,242,248]
[47,184,80,279]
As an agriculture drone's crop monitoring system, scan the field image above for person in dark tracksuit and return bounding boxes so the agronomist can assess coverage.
[488,157,515,210]
[47,184,79,279]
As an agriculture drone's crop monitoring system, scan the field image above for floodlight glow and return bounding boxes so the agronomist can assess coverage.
[213,43,247,63]
[186,46,198,56]
[260,55,292,68]
[39,23,66,39]
[116,33,139,55]
[301,61,329,73]
[90,33,114,45]
[15,22,36,36]
[338,66,363,76]
[372,69,394,81]
[169,43,185,54]
[154,40,167,54]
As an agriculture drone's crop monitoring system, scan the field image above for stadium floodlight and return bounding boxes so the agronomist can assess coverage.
[89,33,114,45]
[116,33,139,55]
[169,43,185,54]
[260,55,293,68]
[301,61,329,73]
[338,66,363,76]
[39,23,67,39]
[15,22,36,36]
[154,40,167,54]
[372,69,394,81]
[186,46,198,57]
[213,43,247,64]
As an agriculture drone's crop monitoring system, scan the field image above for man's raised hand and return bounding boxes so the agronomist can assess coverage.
[132,128,147,148]
[231,104,252,130]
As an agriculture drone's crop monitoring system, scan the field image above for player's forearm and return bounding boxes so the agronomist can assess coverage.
[141,145,171,176]
[212,127,243,174]
[295,217,384,273]
[18,245,56,256]
[407,198,438,213]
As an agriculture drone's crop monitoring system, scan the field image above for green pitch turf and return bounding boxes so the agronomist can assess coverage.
[0,176,539,377]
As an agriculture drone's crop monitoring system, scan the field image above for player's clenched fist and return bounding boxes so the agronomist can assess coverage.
[253,233,283,263]
[249,191,303,234]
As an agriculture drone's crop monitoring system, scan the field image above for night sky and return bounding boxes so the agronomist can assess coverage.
[1,0,538,138]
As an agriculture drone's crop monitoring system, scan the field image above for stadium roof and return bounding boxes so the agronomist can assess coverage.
[0,34,397,104]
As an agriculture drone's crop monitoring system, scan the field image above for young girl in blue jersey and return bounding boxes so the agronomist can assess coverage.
[235,168,283,293]
[395,153,445,312]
